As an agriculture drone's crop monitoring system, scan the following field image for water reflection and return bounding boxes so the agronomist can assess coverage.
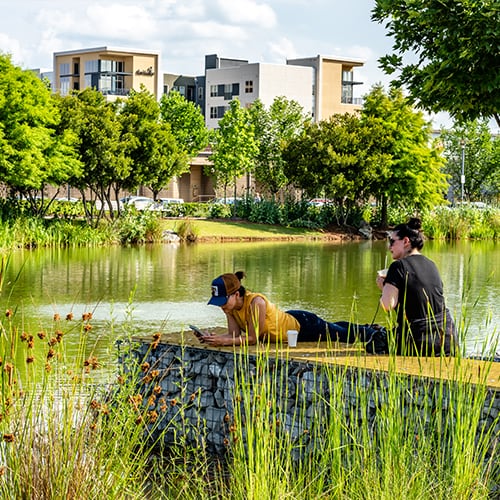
[2,240,498,359]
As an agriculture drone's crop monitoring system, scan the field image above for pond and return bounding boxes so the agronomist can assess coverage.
[1,239,498,364]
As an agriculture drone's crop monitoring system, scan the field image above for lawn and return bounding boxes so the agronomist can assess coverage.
[162,218,327,240]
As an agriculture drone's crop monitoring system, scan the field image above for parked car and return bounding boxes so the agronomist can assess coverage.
[159,197,184,206]
[213,197,243,205]
[56,196,79,203]
[120,196,155,210]
[308,198,333,207]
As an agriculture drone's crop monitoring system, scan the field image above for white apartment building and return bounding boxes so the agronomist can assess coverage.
[205,61,314,129]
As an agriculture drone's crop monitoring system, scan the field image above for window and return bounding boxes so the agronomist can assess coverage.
[60,77,70,96]
[197,86,204,101]
[59,63,70,76]
[341,70,354,104]
[210,107,217,119]
[210,85,217,97]
[245,80,253,93]
[224,84,232,100]
[85,60,99,73]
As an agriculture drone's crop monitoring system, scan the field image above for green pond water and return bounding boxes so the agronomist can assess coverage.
[1,239,498,364]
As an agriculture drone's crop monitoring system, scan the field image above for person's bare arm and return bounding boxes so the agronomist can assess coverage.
[380,283,399,311]
[202,297,266,347]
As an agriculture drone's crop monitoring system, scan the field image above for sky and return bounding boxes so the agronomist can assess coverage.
[0,0,456,128]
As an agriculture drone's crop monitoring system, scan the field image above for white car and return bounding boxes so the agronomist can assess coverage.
[120,196,155,210]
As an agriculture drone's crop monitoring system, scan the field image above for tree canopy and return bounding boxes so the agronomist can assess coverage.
[372,0,500,127]
[160,90,209,158]
[249,97,308,196]
[209,99,259,199]
[440,119,500,202]
[0,54,80,208]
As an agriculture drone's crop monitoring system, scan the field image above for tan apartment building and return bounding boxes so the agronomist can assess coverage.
[287,55,364,121]
[53,46,161,100]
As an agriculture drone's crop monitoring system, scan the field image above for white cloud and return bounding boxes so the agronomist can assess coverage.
[267,37,298,62]
[0,33,26,66]
[215,0,277,28]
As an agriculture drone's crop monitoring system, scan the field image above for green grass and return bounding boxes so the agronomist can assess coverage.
[162,218,326,240]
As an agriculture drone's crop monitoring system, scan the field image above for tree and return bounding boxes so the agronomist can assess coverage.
[283,113,386,224]
[57,88,128,223]
[209,99,259,200]
[361,85,449,224]
[159,90,209,158]
[372,0,500,127]
[0,54,80,212]
[440,119,500,202]
[119,88,189,201]
[249,97,308,197]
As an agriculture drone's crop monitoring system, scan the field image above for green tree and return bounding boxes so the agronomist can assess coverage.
[57,88,128,223]
[0,54,80,213]
[361,85,448,225]
[440,120,500,202]
[119,88,189,201]
[210,99,259,200]
[249,97,308,197]
[372,0,500,127]
[283,113,386,224]
[159,90,209,158]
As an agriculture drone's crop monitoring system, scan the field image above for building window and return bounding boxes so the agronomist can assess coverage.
[59,63,70,76]
[60,77,70,96]
[197,86,204,101]
[245,80,253,93]
[224,84,232,100]
[174,85,186,96]
[210,85,217,97]
[85,60,99,73]
[210,107,217,119]
[341,70,354,104]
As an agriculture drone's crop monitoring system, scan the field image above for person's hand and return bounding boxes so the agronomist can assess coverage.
[201,334,224,346]
[376,275,385,291]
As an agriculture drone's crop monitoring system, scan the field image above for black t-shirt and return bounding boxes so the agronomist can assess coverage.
[384,254,445,335]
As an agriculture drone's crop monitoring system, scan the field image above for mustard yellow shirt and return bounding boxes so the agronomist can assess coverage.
[229,292,300,342]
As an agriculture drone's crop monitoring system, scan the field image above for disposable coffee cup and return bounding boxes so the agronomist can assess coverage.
[287,329,298,347]
[377,268,388,278]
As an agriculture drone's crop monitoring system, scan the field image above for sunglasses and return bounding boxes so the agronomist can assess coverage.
[388,238,399,247]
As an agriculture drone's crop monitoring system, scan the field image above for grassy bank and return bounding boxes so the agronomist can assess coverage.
[161,218,342,241]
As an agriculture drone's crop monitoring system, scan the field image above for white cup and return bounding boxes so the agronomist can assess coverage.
[377,268,388,278]
[287,329,298,347]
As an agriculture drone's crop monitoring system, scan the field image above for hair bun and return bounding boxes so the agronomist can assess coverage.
[408,218,422,231]
[234,271,246,281]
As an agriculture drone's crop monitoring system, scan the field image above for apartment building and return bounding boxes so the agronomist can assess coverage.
[203,53,364,127]
[53,46,161,100]
[204,54,314,129]
[287,55,364,121]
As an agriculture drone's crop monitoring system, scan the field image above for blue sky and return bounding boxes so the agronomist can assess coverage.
[0,0,456,128]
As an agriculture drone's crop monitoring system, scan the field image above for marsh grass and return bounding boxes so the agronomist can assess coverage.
[221,342,500,500]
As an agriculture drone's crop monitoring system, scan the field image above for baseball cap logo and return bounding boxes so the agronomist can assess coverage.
[211,284,220,297]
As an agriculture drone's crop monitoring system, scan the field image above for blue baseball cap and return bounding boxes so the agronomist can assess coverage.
[208,273,241,306]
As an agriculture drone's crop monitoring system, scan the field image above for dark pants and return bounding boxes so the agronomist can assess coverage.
[286,310,388,353]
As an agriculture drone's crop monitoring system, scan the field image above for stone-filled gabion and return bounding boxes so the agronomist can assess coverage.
[117,340,500,457]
